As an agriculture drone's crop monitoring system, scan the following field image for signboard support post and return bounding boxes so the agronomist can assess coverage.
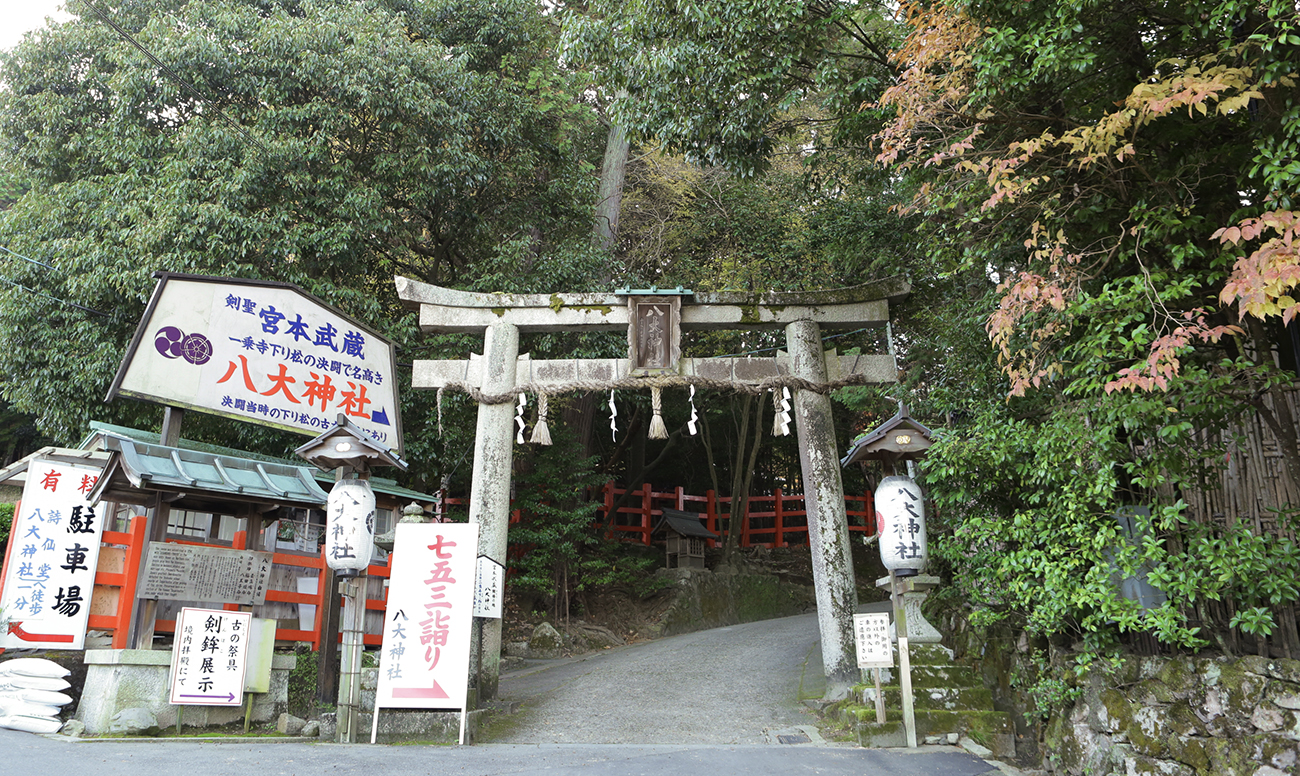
[889,570,918,748]
[874,668,886,724]
[336,576,366,743]
[129,407,184,649]
[370,697,381,744]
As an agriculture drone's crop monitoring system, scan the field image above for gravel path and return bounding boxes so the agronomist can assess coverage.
[490,612,828,745]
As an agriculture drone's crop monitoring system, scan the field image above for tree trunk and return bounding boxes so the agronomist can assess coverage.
[594,121,630,262]
[721,395,765,562]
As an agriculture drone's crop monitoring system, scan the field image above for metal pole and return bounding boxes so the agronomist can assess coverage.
[890,570,918,748]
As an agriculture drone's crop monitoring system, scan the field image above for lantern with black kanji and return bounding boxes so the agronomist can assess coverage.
[841,402,934,578]
[325,478,376,575]
[874,475,927,577]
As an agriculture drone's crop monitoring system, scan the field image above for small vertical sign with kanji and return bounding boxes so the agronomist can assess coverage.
[853,612,894,669]
[0,458,105,650]
[375,522,479,711]
[473,556,504,619]
[168,607,253,706]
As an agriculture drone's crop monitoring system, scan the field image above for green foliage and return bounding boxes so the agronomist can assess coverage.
[0,0,602,465]
[1012,649,1084,724]
[0,502,12,550]
[563,0,899,176]
[507,416,660,617]
[285,643,320,719]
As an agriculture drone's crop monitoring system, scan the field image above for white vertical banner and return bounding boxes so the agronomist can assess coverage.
[0,458,105,650]
[168,607,253,706]
[473,556,504,619]
[375,522,480,710]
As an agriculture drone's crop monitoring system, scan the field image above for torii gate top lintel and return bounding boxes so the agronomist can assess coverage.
[394,276,911,334]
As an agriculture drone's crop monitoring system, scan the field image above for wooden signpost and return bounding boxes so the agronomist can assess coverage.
[853,611,892,724]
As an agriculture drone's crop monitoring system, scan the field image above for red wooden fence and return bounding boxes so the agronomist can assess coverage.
[597,482,875,548]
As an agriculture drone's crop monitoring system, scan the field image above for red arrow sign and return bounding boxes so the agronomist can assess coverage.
[7,622,74,643]
[392,680,449,700]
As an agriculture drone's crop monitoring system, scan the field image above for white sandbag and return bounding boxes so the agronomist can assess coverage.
[0,698,61,719]
[0,714,62,735]
[0,659,70,679]
[0,688,73,707]
[0,675,71,693]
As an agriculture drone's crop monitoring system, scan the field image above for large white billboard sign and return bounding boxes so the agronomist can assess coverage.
[0,459,106,650]
[108,273,402,453]
[376,522,479,710]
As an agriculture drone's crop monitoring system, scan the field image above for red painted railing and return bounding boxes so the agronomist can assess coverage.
[597,482,875,548]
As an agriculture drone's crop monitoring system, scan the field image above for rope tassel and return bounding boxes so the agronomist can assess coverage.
[649,386,668,440]
[773,387,792,436]
[515,393,527,444]
[530,393,553,445]
[687,385,698,436]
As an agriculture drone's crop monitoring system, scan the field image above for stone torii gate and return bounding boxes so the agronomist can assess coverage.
[395,276,909,700]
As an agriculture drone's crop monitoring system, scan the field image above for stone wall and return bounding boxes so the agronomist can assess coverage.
[648,568,815,638]
[76,649,295,735]
[937,606,1300,775]
[1044,654,1300,776]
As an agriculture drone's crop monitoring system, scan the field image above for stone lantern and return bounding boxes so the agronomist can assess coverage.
[296,415,408,577]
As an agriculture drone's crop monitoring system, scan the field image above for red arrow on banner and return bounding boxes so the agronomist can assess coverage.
[7,622,74,643]
[392,680,449,700]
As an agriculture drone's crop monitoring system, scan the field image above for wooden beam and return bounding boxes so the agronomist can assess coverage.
[410,352,897,390]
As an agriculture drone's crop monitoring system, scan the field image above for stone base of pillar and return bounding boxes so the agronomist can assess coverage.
[876,574,944,644]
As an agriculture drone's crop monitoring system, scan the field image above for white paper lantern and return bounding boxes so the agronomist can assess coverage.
[875,475,927,577]
[325,478,376,575]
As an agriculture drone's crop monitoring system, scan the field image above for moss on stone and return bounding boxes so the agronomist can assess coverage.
[1098,688,1135,734]
[1157,658,1200,697]
[1163,733,1212,772]
[1132,678,1176,705]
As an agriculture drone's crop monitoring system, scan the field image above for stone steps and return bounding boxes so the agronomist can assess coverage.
[864,683,995,711]
[836,643,1014,758]
[849,709,1016,753]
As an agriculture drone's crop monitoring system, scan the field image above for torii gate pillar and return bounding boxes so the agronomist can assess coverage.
[467,321,519,700]
[787,319,859,698]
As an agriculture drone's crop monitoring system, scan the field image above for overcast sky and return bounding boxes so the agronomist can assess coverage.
[2,0,72,52]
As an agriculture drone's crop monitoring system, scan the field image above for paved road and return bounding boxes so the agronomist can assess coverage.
[0,733,999,776]
[0,612,1000,776]
[491,613,827,745]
